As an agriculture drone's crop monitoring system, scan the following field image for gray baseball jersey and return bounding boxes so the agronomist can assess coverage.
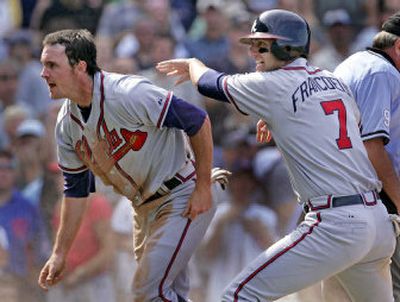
[196,57,395,301]
[56,71,215,302]
[56,71,193,205]
[222,57,380,203]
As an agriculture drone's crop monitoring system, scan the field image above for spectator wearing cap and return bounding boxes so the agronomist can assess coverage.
[13,119,46,207]
[310,8,356,71]
[0,149,48,302]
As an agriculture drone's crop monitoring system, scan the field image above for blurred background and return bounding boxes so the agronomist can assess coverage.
[0,0,398,301]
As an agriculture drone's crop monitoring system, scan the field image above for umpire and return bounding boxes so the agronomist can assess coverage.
[334,10,400,301]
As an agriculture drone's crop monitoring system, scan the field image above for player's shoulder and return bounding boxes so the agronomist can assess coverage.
[56,99,72,124]
[103,71,151,93]
[103,71,165,100]
[340,50,398,75]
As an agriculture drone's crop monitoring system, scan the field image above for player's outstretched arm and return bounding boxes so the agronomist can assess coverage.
[38,196,89,290]
[183,116,213,220]
[156,58,210,86]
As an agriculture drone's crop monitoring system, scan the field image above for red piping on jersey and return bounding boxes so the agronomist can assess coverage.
[95,71,143,195]
[70,113,84,130]
[281,66,322,75]
[159,219,192,301]
[232,213,322,302]
[114,162,143,195]
[175,170,196,183]
[156,91,173,128]
[96,71,106,138]
[222,77,248,116]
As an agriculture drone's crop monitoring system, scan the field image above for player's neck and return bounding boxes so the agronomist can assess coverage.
[71,74,94,107]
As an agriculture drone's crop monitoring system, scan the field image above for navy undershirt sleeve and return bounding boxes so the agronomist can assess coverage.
[198,69,229,102]
[163,95,206,136]
[63,170,96,198]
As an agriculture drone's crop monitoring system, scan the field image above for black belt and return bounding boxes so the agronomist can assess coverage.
[144,176,183,204]
[304,192,375,213]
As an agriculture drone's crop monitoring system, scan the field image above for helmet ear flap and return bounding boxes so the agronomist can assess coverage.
[271,41,292,61]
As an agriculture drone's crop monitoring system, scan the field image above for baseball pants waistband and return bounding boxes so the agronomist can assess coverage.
[304,190,379,213]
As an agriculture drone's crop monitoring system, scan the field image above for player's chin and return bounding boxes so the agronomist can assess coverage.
[49,90,63,99]
[255,63,266,72]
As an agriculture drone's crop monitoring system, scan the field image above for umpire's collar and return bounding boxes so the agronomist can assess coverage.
[367,47,397,70]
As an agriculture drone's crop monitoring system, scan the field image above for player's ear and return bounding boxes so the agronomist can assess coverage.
[76,60,88,74]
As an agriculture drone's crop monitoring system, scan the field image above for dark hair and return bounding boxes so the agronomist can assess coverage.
[42,29,100,77]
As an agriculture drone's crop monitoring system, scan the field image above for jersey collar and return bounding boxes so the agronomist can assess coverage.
[367,47,397,70]
[283,57,308,68]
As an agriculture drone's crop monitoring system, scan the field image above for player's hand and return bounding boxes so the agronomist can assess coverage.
[38,254,66,290]
[182,186,212,220]
[256,119,272,143]
[156,59,192,85]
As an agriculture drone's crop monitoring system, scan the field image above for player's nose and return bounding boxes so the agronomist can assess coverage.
[40,67,48,79]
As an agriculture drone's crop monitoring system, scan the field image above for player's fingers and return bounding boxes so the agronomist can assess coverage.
[257,130,264,143]
[166,70,179,76]
[266,129,272,143]
[38,267,49,290]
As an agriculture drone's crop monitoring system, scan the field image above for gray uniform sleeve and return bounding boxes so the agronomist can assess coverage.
[356,72,391,144]
[56,103,87,173]
[223,72,283,124]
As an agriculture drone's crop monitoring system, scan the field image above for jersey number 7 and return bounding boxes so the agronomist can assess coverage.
[320,99,353,150]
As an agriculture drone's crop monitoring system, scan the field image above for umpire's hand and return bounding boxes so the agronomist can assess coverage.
[38,253,66,290]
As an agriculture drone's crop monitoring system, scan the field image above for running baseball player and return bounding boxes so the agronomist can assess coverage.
[157,9,396,302]
[37,29,225,302]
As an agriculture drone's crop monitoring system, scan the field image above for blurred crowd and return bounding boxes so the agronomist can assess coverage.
[0,0,399,301]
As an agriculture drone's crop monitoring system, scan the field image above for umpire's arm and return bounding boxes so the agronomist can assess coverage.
[364,137,400,213]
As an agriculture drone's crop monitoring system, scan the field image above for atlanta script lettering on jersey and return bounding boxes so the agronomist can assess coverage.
[291,76,352,112]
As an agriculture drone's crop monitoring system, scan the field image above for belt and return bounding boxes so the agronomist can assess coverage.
[304,190,378,213]
[144,176,183,204]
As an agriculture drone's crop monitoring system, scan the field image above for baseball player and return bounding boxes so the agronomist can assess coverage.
[332,10,400,301]
[157,9,396,302]
[37,29,225,302]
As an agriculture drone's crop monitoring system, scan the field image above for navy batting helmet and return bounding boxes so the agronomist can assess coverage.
[240,9,311,61]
